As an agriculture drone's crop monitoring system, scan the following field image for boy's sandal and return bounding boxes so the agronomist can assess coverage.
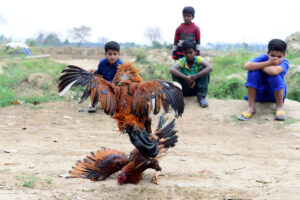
[237,112,254,121]
[275,110,287,121]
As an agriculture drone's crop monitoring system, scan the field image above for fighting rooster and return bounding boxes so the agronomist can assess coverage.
[68,114,177,184]
[58,63,184,159]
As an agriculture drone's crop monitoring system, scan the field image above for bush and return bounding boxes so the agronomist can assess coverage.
[209,77,246,99]
[140,63,171,81]
[286,71,300,101]
[133,48,149,64]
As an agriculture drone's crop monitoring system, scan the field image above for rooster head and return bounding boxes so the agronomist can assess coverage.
[117,172,127,185]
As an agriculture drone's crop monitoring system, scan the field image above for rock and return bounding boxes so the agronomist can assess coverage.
[3,149,18,153]
[59,173,70,178]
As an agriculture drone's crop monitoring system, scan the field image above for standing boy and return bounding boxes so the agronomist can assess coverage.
[87,41,123,113]
[170,40,213,107]
[172,6,201,60]
[238,39,289,121]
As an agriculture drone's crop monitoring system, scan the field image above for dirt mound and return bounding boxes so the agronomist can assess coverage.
[286,32,300,54]
[27,73,54,88]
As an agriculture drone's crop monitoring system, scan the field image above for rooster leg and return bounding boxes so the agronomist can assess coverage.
[151,170,161,185]
[150,133,158,141]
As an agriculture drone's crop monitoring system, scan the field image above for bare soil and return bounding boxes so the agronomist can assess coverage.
[0,51,300,200]
[1,96,300,200]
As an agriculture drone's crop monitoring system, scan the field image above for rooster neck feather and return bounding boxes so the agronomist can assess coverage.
[113,63,143,86]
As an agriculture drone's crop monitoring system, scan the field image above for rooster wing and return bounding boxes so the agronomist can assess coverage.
[58,65,118,116]
[68,147,128,181]
[130,80,184,120]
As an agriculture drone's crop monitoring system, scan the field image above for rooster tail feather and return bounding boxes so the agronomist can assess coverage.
[155,114,178,149]
[68,148,128,181]
[58,65,94,97]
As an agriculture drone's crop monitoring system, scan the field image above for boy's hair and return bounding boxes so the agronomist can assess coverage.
[268,39,287,53]
[104,41,120,52]
[182,40,196,51]
[182,6,195,17]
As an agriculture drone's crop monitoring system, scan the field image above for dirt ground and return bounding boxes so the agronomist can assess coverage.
[1,95,300,200]
[1,53,300,200]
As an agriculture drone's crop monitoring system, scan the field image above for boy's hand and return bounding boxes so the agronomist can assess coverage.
[187,75,197,81]
[268,57,280,66]
[184,76,195,88]
[88,69,96,74]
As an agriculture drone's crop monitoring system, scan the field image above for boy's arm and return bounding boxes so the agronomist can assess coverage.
[189,60,213,80]
[195,26,201,56]
[170,64,187,79]
[243,55,280,71]
[170,64,195,88]
[172,28,180,60]
[243,61,271,71]
[262,66,283,76]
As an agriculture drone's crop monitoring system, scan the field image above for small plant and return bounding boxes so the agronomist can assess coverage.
[133,48,149,64]
[15,174,52,188]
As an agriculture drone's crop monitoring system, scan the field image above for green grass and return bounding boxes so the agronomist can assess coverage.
[208,50,256,99]
[140,63,171,81]
[275,117,300,130]
[15,174,52,188]
[0,58,65,107]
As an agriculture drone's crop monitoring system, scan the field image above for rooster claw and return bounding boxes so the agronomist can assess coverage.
[151,175,159,185]
[151,171,161,185]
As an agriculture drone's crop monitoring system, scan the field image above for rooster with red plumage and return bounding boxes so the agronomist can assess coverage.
[58,63,184,159]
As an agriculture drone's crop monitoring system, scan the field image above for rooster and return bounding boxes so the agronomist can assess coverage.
[68,114,177,184]
[58,63,184,159]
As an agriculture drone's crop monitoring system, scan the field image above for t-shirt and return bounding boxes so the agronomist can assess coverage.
[176,56,205,75]
[96,58,123,83]
[172,23,201,59]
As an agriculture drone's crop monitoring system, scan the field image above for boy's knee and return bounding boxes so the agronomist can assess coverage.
[247,70,260,80]
[267,74,284,91]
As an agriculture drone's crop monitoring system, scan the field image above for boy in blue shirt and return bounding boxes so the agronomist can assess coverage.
[238,39,289,121]
[170,40,213,107]
[87,41,123,113]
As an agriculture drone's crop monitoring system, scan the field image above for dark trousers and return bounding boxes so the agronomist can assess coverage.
[172,74,210,97]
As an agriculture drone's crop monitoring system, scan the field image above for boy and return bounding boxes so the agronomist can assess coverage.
[172,6,201,60]
[170,40,213,107]
[87,41,123,113]
[237,39,289,121]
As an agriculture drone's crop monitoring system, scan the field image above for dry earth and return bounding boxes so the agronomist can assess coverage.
[0,50,300,200]
[0,97,300,200]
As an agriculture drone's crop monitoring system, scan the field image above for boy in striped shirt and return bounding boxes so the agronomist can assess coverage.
[172,6,201,60]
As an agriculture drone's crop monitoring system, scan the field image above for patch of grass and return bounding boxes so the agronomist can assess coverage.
[133,48,149,64]
[0,58,65,107]
[275,117,300,130]
[15,174,52,188]
[209,77,246,99]
[140,63,171,81]
[208,50,255,99]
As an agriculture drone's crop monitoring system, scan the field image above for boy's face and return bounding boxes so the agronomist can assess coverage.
[183,13,193,24]
[267,50,285,65]
[105,50,120,66]
[183,48,196,62]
